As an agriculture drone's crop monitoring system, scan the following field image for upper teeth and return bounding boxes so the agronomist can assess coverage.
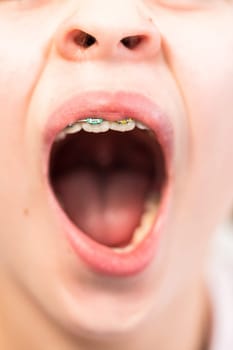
[56,117,149,141]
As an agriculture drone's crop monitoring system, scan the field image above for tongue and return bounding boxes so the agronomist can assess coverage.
[54,169,150,247]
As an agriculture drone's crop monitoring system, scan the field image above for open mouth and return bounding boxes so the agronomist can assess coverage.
[45,92,172,276]
[50,117,166,251]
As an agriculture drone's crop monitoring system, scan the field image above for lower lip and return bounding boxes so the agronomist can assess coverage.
[44,91,173,277]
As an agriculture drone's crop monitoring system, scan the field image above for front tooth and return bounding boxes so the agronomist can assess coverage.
[84,118,104,125]
[82,121,109,133]
[110,119,135,132]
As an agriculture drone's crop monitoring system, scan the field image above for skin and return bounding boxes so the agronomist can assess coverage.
[0,0,233,349]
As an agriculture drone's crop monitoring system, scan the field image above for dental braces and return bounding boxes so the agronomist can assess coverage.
[56,117,149,141]
[67,117,133,127]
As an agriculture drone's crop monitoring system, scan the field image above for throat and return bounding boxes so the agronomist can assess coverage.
[54,168,152,247]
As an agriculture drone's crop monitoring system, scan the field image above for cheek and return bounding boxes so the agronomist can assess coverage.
[0,26,42,198]
[176,37,233,171]
[0,14,57,125]
[180,41,233,189]
[0,17,52,232]
[0,15,59,197]
[164,15,233,175]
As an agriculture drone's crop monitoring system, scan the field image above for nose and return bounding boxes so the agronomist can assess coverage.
[55,1,161,61]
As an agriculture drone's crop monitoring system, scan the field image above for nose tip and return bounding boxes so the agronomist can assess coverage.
[55,6,161,61]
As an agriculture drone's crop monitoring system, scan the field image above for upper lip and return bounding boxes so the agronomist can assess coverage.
[43,90,174,178]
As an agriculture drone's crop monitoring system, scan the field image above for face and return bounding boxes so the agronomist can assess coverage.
[0,0,233,342]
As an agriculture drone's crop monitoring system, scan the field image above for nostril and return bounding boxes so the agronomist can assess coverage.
[73,30,97,49]
[121,35,145,50]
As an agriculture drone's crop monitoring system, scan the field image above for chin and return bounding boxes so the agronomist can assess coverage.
[47,277,152,341]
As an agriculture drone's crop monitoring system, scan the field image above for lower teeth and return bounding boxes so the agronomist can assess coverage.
[112,194,159,254]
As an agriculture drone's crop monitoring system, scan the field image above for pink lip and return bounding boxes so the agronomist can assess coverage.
[44,91,174,277]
